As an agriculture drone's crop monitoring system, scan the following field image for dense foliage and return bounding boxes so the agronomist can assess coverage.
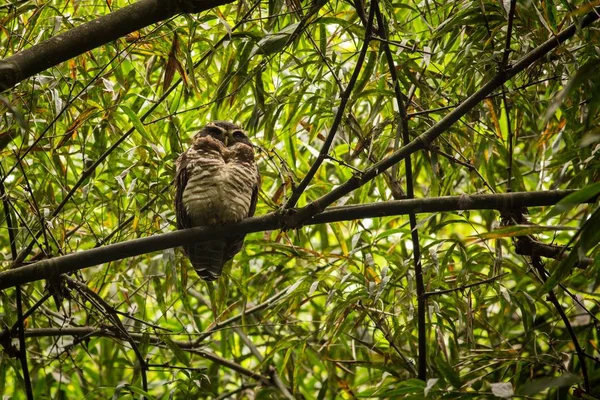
[0,0,599,398]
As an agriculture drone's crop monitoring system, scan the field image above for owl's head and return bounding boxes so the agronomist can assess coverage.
[195,121,252,148]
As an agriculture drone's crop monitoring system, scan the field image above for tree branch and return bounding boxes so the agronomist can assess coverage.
[234,328,294,399]
[0,0,234,92]
[64,276,148,395]
[2,285,290,351]
[282,7,600,228]
[0,190,593,291]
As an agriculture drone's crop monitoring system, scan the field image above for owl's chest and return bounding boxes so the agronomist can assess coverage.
[183,159,256,226]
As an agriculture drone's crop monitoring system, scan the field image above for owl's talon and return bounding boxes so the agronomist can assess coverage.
[278,207,298,231]
[279,205,317,230]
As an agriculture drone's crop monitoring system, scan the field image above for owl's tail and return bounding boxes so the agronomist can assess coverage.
[184,240,226,281]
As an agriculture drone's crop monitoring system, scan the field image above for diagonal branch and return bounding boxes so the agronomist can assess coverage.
[530,258,590,392]
[234,327,294,399]
[65,276,149,394]
[0,190,593,291]
[282,7,600,228]
[422,273,509,298]
[284,1,376,209]
[0,0,235,92]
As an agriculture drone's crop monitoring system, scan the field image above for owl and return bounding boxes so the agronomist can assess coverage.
[175,121,260,281]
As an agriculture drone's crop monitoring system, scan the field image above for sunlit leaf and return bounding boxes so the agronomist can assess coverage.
[478,225,576,239]
[517,374,580,396]
[546,182,600,219]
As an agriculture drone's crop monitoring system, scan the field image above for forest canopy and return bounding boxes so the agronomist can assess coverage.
[0,0,599,398]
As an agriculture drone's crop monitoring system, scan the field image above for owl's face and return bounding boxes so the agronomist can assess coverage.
[194,121,252,148]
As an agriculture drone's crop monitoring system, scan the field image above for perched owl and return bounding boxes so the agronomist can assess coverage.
[175,121,260,281]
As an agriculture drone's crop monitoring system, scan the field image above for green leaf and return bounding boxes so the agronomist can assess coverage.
[357,379,425,397]
[125,384,155,399]
[478,225,576,239]
[160,336,189,367]
[251,23,300,57]
[544,59,600,121]
[544,0,557,31]
[120,104,152,142]
[435,356,461,389]
[517,374,580,395]
[546,183,600,219]
[538,244,580,295]
[580,207,600,253]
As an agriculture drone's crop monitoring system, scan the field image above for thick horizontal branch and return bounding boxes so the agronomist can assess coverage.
[0,0,233,92]
[0,190,588,291]
[307,190,583,224]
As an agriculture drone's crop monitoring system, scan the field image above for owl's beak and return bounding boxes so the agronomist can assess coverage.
[223,132,230,147]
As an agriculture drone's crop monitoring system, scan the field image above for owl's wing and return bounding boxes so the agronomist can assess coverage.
[175,152,192,230]
[248,168,260,217]
[223,168,260,263]
[175,151,227,281]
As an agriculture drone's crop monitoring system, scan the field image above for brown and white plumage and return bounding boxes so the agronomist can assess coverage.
[175,121,260,281]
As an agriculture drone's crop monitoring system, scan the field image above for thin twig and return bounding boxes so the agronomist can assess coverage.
[431,146,496,193]
[364,309,417,375]
[1,190,597,291]
[502,0,517,192]
[96,185,170,247]
[558,284,600,324]
[374,0,425,379]
[406,76,559,118]
[370,36,433,54]
[423,273,509,298]
[187,348,271,383]
[9,292,52,334]
[501,0,517,69]
[531,257,590,393]
[194,289,289,344]
[216,384,258,399]
[15,158,50,256]
[0,173,33,399]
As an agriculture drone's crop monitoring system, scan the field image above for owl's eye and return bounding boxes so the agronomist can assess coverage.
[232,130,246,139]
[203,126,222,136]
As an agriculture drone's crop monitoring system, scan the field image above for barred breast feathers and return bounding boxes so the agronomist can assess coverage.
[182,137,258,226]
